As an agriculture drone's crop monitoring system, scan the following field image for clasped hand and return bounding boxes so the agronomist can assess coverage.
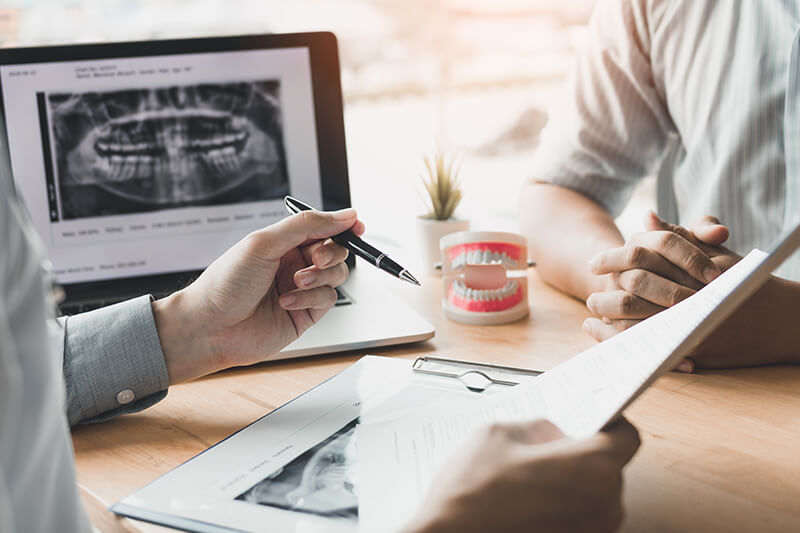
[582,212,741,370]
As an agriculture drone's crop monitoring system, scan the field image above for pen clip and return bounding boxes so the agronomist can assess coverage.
[284,195,315,215]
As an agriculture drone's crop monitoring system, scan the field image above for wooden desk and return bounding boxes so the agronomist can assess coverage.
[72,270,800,532]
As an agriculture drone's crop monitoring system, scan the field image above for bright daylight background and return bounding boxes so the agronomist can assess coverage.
[0,0,654,261]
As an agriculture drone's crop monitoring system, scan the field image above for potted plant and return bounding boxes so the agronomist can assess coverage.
[416,150,469,274]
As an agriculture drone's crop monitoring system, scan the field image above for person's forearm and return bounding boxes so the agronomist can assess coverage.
[693,276,800,366]
[404,512,462,533]
[519,182,624,300]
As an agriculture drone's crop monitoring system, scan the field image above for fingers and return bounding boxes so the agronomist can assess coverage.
[643,211,705,248]
[586,290,664,320]
[279,285,338,311]
[281,260,349,310]
[250,209,360,261]
[299,223,366,267]
[690,215,729,246]
[592,418,641,466]
[301,238,350,270]
[496,419,566,445]
[589,245,704,290]
[643,210,680,234]
[351,219,366,237]
[294,262,349,290]
[674,358,695,373]
[582,317,641,341]
[613,269,697,307]
[281,231,351,314]
[627,230,720,284]
[646,210,730,249]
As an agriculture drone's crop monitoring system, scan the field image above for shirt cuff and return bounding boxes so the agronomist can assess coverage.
[63,295,170,425]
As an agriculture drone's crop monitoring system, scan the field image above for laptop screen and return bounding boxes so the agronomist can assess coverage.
[1,45,325,285]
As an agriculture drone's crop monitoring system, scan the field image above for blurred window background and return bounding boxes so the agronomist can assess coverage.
[0,0,652,240]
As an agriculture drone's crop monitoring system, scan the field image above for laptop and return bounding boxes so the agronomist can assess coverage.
[0,32,434,360]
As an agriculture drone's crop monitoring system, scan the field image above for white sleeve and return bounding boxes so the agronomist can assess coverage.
[0,296,22,533]
[0,175,92,533]
[531,0,675,216]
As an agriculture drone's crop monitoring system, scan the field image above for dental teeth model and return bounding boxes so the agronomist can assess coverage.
[440,231,530,325]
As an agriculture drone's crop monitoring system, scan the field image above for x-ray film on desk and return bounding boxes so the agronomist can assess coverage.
[111,355,539,533]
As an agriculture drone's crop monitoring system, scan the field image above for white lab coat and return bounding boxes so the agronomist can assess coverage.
[0,171,92,532]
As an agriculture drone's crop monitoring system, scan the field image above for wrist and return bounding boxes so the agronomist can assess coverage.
[403,511,458,533]
[152,290,218,384]
[764,276,800,364]
[694,275,800,366]
[404,498,475,533]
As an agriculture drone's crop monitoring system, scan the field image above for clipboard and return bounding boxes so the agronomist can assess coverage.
[111,355,544,533]
[411,355,542,392]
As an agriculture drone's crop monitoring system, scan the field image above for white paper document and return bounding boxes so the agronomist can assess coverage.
[356,249,771,533]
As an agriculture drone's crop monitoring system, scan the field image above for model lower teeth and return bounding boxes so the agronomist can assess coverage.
[452,279,518,301]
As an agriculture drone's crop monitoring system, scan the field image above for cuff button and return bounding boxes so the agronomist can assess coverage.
[116,389,135,404]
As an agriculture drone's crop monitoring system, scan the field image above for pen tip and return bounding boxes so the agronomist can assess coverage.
[400,270,421,286]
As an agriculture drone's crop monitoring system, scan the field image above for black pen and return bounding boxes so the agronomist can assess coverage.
[284,196,421,286]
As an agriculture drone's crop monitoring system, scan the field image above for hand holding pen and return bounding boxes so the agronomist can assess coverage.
[284,196,421,286]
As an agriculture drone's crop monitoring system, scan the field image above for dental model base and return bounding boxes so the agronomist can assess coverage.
[440,231,530,325]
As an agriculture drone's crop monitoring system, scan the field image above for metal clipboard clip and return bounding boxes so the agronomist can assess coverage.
[411,355,543,393]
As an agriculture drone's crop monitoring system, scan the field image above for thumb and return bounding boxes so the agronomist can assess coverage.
[690,216,729,246]
[643,210,672,232]
[643,210,692,238]
[591,418,641,466]
[250,209,359,260]
[509,419,567,444]
[644,210,718,246]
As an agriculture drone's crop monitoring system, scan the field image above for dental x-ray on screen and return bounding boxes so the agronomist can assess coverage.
[45,80,289,220]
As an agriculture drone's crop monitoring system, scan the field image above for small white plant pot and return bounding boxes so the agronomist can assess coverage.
[416,216,470,275]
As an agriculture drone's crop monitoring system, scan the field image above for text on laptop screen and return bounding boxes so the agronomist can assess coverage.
[0,47,323,284]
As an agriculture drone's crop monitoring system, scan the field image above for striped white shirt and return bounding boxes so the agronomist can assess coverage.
[532,0,800,279]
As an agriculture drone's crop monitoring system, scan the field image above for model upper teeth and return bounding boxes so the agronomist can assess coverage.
[452,279,518,300]
[451,250,516,269]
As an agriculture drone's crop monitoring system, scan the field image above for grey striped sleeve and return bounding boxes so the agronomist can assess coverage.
[531,0,674,216]
[63,295,169,426]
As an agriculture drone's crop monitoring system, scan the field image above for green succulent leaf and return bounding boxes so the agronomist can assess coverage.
[420,150,463,220]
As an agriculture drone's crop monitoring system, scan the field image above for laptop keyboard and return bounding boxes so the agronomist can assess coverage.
[60,287,352,316]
